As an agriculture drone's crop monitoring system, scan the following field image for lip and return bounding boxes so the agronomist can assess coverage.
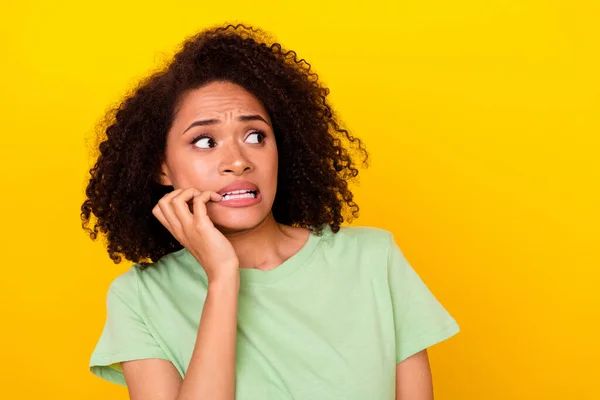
[217,181,259,196]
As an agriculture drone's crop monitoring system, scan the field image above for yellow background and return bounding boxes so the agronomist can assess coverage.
[1,1,598,398]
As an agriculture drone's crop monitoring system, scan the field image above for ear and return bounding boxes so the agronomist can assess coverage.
[156,162,173,186]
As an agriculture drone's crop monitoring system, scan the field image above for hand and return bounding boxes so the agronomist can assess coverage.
[152,188,240,283]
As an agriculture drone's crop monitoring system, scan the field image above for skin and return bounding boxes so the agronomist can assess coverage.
[158,80,310,272]
[120,80,435,399]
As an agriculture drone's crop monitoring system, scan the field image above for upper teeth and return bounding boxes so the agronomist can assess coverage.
[223,190,254,196]
[221,190,257,201]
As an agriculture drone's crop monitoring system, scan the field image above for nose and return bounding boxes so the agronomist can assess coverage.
[218,142,254,176]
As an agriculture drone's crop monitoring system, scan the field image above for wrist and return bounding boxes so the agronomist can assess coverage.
[208,271,240,290]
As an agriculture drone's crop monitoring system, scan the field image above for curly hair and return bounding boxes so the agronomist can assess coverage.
[81,23,368,268]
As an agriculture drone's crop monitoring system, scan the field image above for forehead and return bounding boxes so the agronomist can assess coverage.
[176,81,268,118]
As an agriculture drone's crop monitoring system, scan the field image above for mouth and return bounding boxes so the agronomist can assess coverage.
[220,189,259,201]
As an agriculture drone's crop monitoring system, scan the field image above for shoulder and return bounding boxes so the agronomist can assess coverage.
[107,247,197,298]
[106,265,138,298]
[326,225,395,250]
[316,225,397,272]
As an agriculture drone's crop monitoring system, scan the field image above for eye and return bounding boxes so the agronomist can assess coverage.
[191,135,216,149]
[246,130,265,144]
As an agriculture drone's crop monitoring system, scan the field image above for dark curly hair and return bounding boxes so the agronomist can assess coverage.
[81,23,368,268]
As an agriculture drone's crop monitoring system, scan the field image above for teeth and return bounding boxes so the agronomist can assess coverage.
[223,190,252,195]
[221,190,257,201]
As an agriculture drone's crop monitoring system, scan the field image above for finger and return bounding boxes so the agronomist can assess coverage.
[158,190,185,234]
[152,204,176,237]
[193,190,222,222]
[162,188,183,203]
[171,188,198,227]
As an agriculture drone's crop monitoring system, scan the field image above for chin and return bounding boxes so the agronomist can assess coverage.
[209,208,270,234]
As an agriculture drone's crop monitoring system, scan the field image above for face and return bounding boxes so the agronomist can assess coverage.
[158,81,278,233]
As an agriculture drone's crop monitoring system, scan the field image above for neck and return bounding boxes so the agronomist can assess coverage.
[219,214,310,271]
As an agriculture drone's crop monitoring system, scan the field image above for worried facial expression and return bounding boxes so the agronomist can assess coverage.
[158,81,278,233]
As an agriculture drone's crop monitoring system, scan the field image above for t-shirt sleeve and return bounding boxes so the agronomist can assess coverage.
[89,267,170,386]
[386,232,460,364]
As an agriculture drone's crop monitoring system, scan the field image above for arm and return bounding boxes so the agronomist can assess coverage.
[395,349,434,400]
[121,276,240,400]
[120,188,240,399]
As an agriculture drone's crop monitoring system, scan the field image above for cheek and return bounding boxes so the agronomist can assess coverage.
[271,155,278,175]
[184,159,216,189]
[167,150,215,189]
[268,143,279,170]
[189,157,213,175]
[266,149,279,186]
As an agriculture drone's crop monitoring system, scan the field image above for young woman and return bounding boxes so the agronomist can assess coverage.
[82,23,459,400]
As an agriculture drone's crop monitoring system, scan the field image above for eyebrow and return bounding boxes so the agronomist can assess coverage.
[182,114,270,134]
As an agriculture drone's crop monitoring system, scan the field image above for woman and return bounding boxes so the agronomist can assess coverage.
[82,24,459,400]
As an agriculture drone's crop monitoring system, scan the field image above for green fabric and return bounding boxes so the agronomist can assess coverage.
[90,225,459,398]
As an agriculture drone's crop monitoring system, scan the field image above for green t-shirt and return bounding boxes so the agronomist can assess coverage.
[90,225,459,399]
